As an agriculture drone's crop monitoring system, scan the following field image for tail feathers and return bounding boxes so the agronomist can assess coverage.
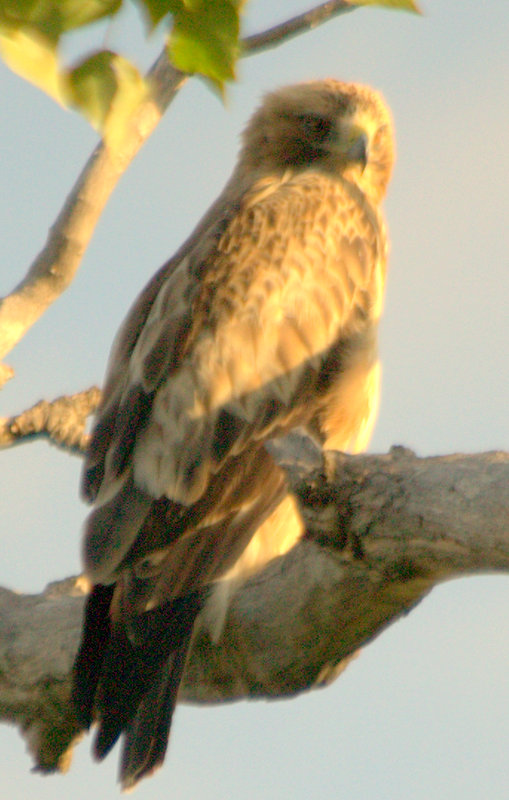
[93,621,153,760]
[72,583,115,729]
[119,631,194,790]
[87,591,203,782]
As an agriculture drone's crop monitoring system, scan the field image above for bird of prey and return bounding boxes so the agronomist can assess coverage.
[72,79,395,789]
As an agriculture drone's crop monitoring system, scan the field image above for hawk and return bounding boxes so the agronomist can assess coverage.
[72,79,395,789]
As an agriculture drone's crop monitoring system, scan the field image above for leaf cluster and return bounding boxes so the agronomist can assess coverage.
[0,0,242,144]
[0,0,418,150]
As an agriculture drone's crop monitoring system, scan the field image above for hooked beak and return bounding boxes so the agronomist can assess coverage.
[346,130,368,171]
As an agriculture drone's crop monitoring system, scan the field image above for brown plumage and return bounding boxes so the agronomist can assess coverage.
[72,79,395,789]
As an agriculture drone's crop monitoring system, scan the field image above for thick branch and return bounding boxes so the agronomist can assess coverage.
[0,448,507,771]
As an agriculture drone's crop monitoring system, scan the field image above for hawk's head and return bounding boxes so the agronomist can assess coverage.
[239,79,395,204]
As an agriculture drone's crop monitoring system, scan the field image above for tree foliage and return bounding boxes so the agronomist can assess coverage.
[0,0,418,146]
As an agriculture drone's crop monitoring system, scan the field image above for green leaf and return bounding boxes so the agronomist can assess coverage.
[64,51,150,147]
[169,0,240,89]
[348,0,421,12]
[181,0,208,10]
[51,0,123,32]
[0,24,64,102]
[65,50,117,129]
[0,0,122,40]
[137,0,181,29]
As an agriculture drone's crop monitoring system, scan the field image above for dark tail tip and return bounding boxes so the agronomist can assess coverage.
[72,583,115,729]
[119,636,192,790]
[74,584,202,789]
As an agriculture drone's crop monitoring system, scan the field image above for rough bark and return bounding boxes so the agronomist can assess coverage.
[0,446,507,773]
[0,387,101,453]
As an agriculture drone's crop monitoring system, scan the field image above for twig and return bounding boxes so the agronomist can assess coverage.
[242,0,354,55]
[0,386,101,453]
[0,363,14,389]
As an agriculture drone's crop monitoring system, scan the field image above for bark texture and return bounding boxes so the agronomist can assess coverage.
[0,387,101,453]
[0,446,508,772]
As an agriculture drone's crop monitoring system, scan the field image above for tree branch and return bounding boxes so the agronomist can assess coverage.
[1,448,507,772]
[0,56,186,367]
[0,386,101,453]
[242,1,354,55]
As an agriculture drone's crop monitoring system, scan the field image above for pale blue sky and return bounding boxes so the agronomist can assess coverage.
[1,1,509,798]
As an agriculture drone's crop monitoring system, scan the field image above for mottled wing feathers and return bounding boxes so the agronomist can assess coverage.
[82,194,239,505]
[83,260,174,503]
[130,173,383,499]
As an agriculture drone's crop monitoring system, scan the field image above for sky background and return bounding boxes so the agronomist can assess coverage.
[1,1,509,798]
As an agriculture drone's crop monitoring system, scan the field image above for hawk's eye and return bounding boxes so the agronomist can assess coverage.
[299,113,332,142]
